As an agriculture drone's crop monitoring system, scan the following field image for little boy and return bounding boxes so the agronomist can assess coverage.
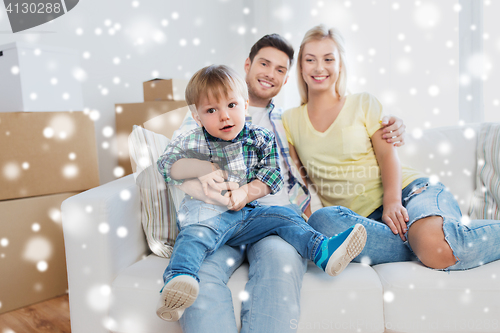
[156,65,367,321]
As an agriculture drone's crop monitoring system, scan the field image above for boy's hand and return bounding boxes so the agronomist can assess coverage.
[198,164,227,196]
[380,116,406,147]
[224,187,249,211]
[382,202,410,241]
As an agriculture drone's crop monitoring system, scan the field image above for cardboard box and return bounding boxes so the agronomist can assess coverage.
[143,78,189,102]
[115,101,188,176]
[0,112,99,201]
[0,42,84,112]
[0,192,78,314]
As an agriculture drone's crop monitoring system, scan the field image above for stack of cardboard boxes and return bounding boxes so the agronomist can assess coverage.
[115,78,189,176]
[0,42,99,314]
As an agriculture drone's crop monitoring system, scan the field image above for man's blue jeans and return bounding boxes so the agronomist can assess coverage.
[308,178,500,270]
[177,203,308,333]
[163,198,323,286]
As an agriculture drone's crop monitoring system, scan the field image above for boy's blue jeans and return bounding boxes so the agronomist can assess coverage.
[179,205,307,333]
[162,198,325,284]
[308,177,500,270]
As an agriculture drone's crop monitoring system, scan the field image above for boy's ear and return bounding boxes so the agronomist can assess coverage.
[190,110,203,127]
[245,99,249,110]
[284,75,289,86]
[244,58,251,75]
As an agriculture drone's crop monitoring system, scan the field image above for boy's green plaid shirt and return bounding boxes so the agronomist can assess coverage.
[157,122,284,194]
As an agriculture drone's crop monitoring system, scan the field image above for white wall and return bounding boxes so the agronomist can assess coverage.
[484,0,500,123]
[0,0,250,184]
[255,0,461,133]
[1,0,498,185]
[262,0,499,129]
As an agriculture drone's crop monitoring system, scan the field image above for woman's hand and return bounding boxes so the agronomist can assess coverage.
[382,202,409,241]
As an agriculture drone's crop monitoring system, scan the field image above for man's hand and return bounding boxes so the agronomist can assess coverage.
[177,179,239,206]
[224,187,249,211]
[382,202,409,241]
[197,164,228,196]
[381,116,406,147]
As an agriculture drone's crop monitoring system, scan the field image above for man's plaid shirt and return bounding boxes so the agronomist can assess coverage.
[157,122,284,194]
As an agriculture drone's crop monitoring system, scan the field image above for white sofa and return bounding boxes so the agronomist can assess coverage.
[61,124,500,333]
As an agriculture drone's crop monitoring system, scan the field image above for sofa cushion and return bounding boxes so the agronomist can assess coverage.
[128,126,178,258]
[109,255,179,333]
[399,125,479,214]
[299,262,384,332]
[109,254,248,333]
[373,261,500,333]
[469,123,500,220]
[109,255,384,333]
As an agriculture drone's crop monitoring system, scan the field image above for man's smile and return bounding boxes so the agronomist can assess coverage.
[258,79,275,88]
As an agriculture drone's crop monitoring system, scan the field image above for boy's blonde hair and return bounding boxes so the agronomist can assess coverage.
[297,25,347,105]
[185,65,248,113]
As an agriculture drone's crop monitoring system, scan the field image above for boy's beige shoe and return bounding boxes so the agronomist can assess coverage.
[156,275,199,321]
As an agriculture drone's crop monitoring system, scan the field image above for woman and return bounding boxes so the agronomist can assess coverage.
[282,24,500,270]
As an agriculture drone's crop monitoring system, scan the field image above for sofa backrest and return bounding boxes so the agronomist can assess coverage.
[399,124,479,214]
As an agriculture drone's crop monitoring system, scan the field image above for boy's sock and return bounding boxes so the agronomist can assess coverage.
[314,224,367,276]
[156,274,199,321]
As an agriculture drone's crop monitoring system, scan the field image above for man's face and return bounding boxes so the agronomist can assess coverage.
[244,47,290,106]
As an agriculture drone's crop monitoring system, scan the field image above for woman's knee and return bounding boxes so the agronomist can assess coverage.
[407,216,457,269]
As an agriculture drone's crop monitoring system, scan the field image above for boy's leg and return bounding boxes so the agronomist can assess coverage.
[161,225,215,283]
[226,205,322,260]
[308,206,416,265]
[162,198,243,283]
[159,199,241,321]
[157,224,217,320]
[227,205,365,276]
[242,235,307,333]
[180,244,245,333]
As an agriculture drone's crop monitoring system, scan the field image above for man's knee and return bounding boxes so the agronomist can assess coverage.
[247,236,306,278]
[250,236,302,259]
[199,245,244,284]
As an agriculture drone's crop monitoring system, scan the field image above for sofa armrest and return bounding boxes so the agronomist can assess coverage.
[61,174,148,333]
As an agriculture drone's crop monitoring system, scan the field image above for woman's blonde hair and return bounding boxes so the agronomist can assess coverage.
[297,25,347,105]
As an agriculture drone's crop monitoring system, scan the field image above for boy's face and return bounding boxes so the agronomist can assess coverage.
[244,46,290,106]
[193,90,248,141]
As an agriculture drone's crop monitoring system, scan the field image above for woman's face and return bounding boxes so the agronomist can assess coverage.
[301,38,341,96]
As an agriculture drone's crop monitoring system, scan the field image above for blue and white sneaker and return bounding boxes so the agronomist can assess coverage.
[156,274,199,321]
[314,224,367,276]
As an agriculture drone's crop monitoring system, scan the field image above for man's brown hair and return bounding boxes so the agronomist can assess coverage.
[248,33,294,67]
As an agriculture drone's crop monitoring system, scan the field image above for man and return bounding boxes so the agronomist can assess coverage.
[172,34,406,333]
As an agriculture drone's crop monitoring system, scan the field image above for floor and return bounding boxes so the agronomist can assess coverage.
[0,294,71,333]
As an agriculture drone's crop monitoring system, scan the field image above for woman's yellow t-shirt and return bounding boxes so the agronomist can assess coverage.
[282,92,422,217]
